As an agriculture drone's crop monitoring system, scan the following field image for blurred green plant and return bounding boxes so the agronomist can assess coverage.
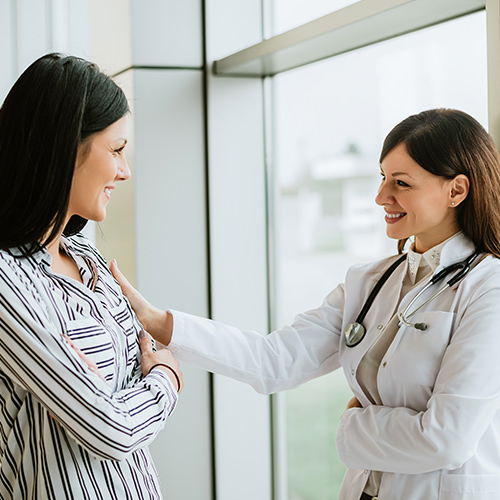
[286,370,353,500]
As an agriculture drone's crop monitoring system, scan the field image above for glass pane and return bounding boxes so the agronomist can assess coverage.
[271,11,487,500]
[268,0,360,35]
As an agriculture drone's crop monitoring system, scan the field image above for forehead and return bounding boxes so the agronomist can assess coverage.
[381,143,424,176]
[96,115,128,142]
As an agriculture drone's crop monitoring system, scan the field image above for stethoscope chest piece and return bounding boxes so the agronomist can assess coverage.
[345,322,366,347]
[344,253,408,349]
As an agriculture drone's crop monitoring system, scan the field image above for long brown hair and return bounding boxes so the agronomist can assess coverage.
[380,109,500,257]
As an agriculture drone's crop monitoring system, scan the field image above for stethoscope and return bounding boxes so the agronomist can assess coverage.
[344,250,481,347]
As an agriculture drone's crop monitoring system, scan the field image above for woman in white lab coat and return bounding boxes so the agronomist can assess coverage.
[112,108,500,500]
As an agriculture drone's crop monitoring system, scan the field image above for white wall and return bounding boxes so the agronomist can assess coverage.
[90,2,215,499]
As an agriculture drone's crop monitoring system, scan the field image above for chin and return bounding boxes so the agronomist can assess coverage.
[387,229,410,241]
[87,211,106,223]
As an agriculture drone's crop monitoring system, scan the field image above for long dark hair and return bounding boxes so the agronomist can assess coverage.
[380,108,500,257]
[0,53,129,255]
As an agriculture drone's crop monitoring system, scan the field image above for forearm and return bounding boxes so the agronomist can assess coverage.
[143,308,173,346]
[169,309,341,394]
[337,392,500,474]
[0,307,178,461]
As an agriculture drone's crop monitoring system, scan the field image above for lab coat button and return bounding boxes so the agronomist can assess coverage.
[351,369,355,376]
[363,469,369,475]
[377,324,383,330]
[382,361,387,367]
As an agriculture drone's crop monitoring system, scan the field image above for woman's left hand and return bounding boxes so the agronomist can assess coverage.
[345,396,363,411]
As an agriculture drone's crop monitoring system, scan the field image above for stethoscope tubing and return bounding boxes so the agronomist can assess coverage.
[355,253,408,326]
[345,250,481,346]
[398,250,480,328]
[344,254,407,347]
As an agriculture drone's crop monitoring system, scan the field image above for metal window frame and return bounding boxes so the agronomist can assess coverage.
[213,0,485,77]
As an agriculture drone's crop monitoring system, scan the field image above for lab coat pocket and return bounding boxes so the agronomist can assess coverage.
[439,474,500,499]
[390,311,454,388]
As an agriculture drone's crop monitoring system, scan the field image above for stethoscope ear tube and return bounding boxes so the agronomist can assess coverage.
[398,250,481,330]
[446,251,480,286]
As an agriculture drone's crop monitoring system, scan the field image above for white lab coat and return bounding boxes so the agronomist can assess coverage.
[169,233,500,499]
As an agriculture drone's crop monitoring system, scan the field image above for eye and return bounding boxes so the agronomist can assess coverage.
[379,171,386,181]
[112,145,126,156]
[396,180,410,187]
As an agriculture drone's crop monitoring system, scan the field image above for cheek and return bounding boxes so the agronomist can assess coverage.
[106,159,119,179]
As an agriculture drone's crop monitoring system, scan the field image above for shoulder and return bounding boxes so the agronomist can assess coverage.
[451,254,500,311]
[0,248,49,316]
[345,253,404,283]
[0,246,38,282]
[468,254,500,284]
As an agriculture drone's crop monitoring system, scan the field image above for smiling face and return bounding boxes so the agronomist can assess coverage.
[68,115,130,223]
[375,142,466,253]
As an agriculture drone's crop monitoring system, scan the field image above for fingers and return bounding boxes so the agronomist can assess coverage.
[345,396,363,411]
[109,260,157,334]
[138,329,153,354]
[110,259,134,297]
[139,330,183,391]
[62,334,105,380]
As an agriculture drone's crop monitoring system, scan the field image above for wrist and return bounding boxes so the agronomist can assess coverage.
[142,308,173,345]
[148,363,180,392]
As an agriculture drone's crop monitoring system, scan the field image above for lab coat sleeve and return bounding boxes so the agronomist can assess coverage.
[336,270,500,474]
[169,284,345,394]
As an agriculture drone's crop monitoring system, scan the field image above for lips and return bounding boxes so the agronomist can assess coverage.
[385,211,406,223]
[104,187,114,200]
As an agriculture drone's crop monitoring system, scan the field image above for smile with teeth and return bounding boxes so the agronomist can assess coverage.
[385,211,406,223]
[104,188,111,199]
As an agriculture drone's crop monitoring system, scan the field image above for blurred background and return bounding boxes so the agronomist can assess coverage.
[0,1,493,499]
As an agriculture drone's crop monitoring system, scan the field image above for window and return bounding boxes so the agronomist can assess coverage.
[271,11,487,499]
[269,0,360,35]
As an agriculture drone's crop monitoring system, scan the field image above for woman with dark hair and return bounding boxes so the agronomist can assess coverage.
[0,53,183,499]
[114,108,500,499]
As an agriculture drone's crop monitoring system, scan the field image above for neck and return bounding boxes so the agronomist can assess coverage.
[44,214,72,261]
[44,232,64,263]
[414,229,460,254]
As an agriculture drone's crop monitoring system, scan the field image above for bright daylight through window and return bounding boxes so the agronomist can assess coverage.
[270,10,487,500]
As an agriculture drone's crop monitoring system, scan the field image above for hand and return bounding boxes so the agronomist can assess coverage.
[110,259,173,345]
[139,329,183,393]
[63,334,105,380]
[345,396,362,411]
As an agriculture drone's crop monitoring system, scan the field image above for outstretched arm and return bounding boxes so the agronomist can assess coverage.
[111,260,345,394]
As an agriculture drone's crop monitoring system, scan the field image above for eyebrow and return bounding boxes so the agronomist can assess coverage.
[380,167,415,180]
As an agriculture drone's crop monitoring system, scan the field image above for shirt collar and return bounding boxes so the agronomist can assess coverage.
[6,235,77,268]
[6,243,51,266]
[407,232,466,284]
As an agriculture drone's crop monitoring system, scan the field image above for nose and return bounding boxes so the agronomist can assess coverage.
[116,156,131,181]
[375,179,391,206]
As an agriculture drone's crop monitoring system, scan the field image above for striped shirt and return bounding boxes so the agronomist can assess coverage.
[0,233,177,499]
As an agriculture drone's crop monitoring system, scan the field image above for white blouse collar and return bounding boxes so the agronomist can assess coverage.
[407,232,462,284]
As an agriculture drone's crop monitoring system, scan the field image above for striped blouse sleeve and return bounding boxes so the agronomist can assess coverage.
[0,255,178,461]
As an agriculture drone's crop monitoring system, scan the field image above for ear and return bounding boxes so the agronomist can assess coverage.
[449,174,469,207]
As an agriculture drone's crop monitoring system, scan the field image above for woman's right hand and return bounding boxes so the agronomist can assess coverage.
[110,259,173,345]
[139,329,183,393]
